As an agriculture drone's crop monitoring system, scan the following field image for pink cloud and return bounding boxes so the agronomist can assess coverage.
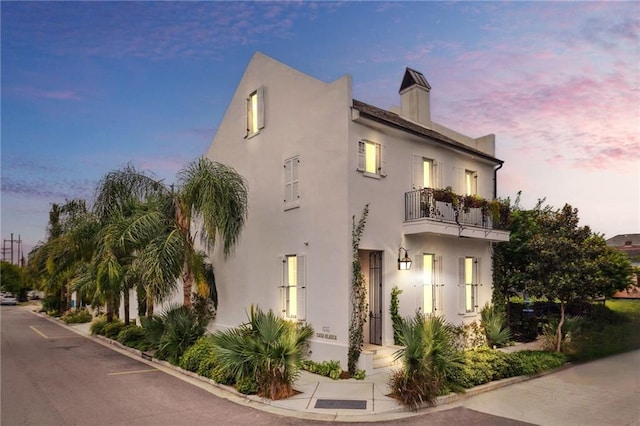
[10,86,82,101]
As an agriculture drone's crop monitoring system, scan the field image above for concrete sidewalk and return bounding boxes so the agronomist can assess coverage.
[29,306,565,421]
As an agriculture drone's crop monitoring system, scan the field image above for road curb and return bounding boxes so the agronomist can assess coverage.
[28,308,576,421]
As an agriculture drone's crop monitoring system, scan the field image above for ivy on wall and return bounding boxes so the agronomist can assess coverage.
[348,204,369,375]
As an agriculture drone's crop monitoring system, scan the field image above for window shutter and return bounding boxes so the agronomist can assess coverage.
[296,255,306,320]
[413,253,424,313]
[435,255,443,314]
[474,257,481,311]
[292,157,299,200]
[380,143,387,176]
[412,156,424,189]
[455,167,466,194]
[244,97,250,137]
[256,87,265,130]
[284,159,292,203]
[458,257,466,314]
[279,256,287,315]
[357,140,366,171]
[433,161,441,189]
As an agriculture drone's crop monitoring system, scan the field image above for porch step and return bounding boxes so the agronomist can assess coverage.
[371,346,402,370]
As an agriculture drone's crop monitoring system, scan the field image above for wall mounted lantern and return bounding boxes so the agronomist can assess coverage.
[397,247,412,270]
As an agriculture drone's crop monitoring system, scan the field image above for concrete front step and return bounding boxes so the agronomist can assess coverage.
[371,345,402,370]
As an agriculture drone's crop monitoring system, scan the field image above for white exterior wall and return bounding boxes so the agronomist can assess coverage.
[347,113,498,346]
[196,52,506,367]
[205,53,354,365]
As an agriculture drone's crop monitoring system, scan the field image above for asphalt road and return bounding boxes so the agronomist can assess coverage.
[5,305,636,426]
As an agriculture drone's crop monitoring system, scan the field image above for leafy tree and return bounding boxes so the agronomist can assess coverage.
[0,261,26,299]
[495,203,633,352]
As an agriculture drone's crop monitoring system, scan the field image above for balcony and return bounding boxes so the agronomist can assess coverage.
[403,188,510,241]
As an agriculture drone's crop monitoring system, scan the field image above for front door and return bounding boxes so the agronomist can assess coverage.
[369,251,383,345]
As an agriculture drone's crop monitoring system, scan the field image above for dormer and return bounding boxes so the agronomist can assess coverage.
[399,68,431,127]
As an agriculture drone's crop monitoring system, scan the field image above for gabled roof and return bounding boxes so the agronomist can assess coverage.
[352,99,502,164]
[399,67,431,92]
[607,234,640,247]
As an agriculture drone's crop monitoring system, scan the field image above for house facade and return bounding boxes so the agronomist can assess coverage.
[204,52,509,370]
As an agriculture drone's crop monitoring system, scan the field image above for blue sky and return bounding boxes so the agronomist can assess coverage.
[2,1,639,256]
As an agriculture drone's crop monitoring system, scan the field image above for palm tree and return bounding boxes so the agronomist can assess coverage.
[27,201,99,314]
[93,157,248,311]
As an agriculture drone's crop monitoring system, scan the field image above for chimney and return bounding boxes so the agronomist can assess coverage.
[399,68,431,126]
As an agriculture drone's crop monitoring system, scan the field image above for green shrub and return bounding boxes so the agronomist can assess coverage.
[90,317,109,335]
[391,314,463,407]
[209,365,235,385]
[103,320,125,339]
[210,305,313,400]
[301,360,342,380]
[481,304,512,348]
[61,309,93,324]
[235,376,258,395]
[179,336,216,372]
[352,369,366,380]
[116,325,150,351]
[141,305,206,365]
[445,349,567,389]
[512,350,567,375]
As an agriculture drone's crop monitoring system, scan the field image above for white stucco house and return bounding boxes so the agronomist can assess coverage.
[199,52,510,372]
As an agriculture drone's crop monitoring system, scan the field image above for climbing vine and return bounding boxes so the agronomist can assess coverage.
[390,285,403,345]
[348,204,369,375]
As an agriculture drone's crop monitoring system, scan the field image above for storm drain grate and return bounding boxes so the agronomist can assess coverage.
[314,399,367,410]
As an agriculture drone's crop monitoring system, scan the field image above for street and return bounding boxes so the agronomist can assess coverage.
[2,306,637,425]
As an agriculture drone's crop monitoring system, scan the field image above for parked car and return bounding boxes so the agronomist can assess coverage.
[1,295,18,305]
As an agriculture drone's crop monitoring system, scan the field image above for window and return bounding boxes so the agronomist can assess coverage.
[464,170,477,196]
[414,253,442,315]
[281,255,306,320]
[413,156,436,189]
[423,254,435,314]
[284,156,300,210]
[357,140,386,177]
[459,257,479,314]
[245,87,264,137]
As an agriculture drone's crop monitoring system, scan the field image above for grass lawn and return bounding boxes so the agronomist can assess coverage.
[605,298,640,321]
[570,298,640,362]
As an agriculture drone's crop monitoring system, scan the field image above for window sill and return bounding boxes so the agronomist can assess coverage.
[362,171,381,180]
[284,202,300,211]
[245,130,261,140]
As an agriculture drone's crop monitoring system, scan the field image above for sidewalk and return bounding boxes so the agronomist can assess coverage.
[31,306,554,420]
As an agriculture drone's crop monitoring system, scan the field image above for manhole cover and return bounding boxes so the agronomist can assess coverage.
[314,399,367,409]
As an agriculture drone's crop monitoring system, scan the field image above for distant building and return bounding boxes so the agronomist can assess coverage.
[607,234,640,298]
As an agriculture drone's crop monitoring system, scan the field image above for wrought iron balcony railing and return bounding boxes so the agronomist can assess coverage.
[404,188,509,230]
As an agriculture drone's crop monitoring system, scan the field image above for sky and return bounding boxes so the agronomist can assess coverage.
[2,1,639,259]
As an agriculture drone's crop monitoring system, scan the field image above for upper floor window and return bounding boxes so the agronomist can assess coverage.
[413,156,436,189]
[245,87,264,137]
[464,170,477,195]
[357,140,386,177]
[284,156,300,210]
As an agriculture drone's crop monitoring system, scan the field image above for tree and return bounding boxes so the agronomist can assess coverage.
[496,204,633,352]
[93,157,248,311]
[27,200,99,314]
[0,261,25,299]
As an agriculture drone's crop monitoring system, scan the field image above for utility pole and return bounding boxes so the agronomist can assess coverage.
[2,233,22,265]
